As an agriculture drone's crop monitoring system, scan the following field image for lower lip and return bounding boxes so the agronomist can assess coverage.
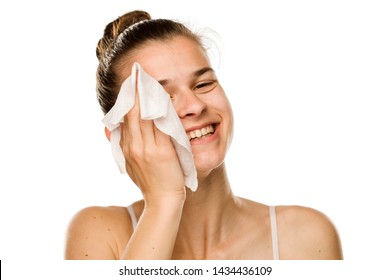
[189,125,219,145]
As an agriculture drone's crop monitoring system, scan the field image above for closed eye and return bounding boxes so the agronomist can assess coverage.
[193,80,217,93]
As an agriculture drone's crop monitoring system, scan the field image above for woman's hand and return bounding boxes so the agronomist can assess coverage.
[120,89,186,207]
[115,77,186,260]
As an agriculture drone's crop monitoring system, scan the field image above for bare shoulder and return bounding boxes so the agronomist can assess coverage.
[64,205,132,260]
[276,205,343,260]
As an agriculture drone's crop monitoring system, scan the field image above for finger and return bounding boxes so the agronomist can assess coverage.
[121,86,142,163]
[124,86,141,138]
[140,118,157,146]
[153,125,173,148]
[132,73,157,146]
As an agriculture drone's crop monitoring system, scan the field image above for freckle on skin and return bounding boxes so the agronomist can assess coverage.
[107,228,111,231]
[85,254,88,257]
[93,216,96,219]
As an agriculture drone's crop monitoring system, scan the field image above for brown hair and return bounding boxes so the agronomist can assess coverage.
[96,10,203,114]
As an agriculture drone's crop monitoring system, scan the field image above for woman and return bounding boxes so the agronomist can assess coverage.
[65,10,343,260]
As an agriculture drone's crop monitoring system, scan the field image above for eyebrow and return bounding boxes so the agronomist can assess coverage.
[158,67,215,86]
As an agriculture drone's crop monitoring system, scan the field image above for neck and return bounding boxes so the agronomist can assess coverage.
[174,163,242,259]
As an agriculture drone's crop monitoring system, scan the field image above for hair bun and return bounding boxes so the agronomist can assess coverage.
[96,10,151,60]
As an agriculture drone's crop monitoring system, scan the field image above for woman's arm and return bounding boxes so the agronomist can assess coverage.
[120,198,184,259]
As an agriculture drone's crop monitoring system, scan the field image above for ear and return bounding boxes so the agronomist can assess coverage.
[104,127,111,142]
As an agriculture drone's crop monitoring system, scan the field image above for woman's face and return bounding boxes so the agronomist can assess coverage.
[117,36,234,177]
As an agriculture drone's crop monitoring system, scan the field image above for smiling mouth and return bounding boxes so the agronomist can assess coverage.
[186,124,215,141]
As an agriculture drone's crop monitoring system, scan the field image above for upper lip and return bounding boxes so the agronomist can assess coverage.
[185,122,218,133]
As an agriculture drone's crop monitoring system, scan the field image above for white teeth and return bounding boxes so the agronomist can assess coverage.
[187,125,215,141]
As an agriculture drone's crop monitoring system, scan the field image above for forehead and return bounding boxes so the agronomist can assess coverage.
[117,36,211,82]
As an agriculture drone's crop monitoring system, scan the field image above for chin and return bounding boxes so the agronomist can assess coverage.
[193,152,225,176]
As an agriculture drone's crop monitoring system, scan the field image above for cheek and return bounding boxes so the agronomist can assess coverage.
[203,93,234,147]
[216,95,234,146]
[203,89,232,114]
[214,94,233,127]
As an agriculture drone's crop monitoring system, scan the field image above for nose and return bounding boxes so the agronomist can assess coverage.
[174,89,207,118]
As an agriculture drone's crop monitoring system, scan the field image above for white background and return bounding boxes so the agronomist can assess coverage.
[0,0,389,278]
